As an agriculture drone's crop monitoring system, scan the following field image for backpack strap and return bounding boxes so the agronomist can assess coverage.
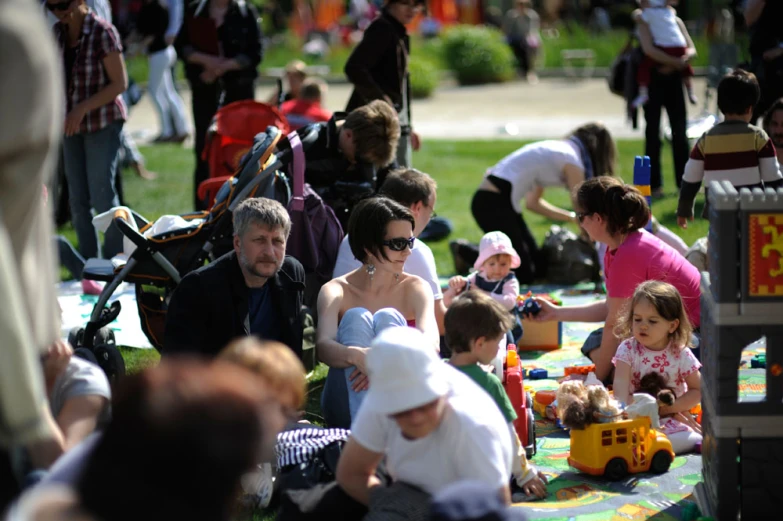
[288,131,305,212]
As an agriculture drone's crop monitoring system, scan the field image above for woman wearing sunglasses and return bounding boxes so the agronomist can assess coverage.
[49,0,128,260]
[317,197,438,428]
[529,177,701,383]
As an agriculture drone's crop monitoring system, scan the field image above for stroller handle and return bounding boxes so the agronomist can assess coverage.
[114,210,147,250]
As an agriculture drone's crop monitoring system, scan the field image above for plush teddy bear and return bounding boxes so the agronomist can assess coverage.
[556,380,622,430]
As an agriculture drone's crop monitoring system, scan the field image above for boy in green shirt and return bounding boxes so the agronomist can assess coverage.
[446,291,547,499]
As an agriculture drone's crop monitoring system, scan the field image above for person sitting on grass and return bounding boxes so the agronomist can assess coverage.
[217,337,307,511]
[445,291,547,500]
[281,77,333,130]
[26,340,111,473]
[336,327,513,521]
[317,197,438,428]
[677,69,782,229]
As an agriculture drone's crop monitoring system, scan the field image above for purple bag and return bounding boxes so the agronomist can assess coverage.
[285,131,345,280]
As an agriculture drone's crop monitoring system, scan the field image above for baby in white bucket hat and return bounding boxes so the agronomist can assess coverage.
[444,231,521,313]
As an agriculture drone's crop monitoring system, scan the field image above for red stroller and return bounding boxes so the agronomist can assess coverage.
[199,99,290,207]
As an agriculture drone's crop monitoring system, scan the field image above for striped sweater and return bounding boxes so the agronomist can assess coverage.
[677,120,782,219]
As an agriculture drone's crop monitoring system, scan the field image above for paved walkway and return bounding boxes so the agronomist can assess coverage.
[125,77,709,142]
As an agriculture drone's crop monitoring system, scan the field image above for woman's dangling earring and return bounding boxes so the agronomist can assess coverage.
[365,263,376,281]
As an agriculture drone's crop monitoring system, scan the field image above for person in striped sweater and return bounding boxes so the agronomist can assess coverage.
[677,69,783,229]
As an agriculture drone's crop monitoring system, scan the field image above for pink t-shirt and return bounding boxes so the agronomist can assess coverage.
[613,337,701,435]
[604,230,701,328]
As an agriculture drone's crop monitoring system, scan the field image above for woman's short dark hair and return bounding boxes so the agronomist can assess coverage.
[77,360,269,521]
[348,196,415,264]
[575,176,650,237]
[569,122,617,178]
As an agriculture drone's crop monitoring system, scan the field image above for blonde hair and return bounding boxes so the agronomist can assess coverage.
[344,100,401,169]
[614,280,693,349]
[218,338,306,409]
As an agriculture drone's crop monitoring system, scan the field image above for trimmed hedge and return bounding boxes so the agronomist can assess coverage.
[408,55,439,98]
[441,25,515,85]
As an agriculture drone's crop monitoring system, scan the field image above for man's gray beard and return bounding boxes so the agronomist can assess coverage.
[239,250,279,279]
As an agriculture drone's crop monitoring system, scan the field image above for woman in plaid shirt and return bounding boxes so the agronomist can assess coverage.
[48,0,127,260]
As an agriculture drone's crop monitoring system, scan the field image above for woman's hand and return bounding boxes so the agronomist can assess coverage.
[348,346,370,392]
[448,276,468,294]
[64,104,87,136]
[523,472,549,499]
[527,298,560,322]
[411,131,421,151]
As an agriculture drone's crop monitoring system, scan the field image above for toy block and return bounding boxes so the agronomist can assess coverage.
[633,155,653,232]
[564,364,596,376]
[516,292,563,351]
[528,369,548,380]
[533,390,556,418]
[502,345,536,458]
[751,354,766,369]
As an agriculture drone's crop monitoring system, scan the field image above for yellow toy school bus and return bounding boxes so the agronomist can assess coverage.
[567,416,674,480]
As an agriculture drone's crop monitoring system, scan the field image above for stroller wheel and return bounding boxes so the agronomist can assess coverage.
[94,327,116,347]
[68,327,84,348]
[74,347,98,365]
[94,344,126,384]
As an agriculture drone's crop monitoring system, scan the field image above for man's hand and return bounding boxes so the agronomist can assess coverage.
[677,215,692,229]
[411,131,421,151]
[64,104,87,136]
[523,472,549,499]
[43,340,73,387]
[763,47,783,61]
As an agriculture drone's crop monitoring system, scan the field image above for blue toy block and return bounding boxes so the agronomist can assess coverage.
[520,297,541,317]
[529,368,548,380]
[633,155,653,232]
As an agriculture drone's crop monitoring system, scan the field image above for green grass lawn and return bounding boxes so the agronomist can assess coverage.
[57,138,706,520]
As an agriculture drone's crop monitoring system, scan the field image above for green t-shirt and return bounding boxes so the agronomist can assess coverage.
[455,364,517,423]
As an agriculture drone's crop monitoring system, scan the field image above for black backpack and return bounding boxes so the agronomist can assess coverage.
[541,225,602,285]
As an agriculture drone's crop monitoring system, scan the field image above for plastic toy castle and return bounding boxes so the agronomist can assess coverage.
[694,181,783,520]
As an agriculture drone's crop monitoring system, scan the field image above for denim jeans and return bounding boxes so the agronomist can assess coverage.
[62,120,124,259]
[321,308,407,428]
[55,235,85,280]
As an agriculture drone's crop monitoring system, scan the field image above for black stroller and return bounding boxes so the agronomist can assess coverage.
[69,126,320,382]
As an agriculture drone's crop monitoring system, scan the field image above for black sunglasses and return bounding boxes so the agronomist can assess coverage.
[46,0,73,11]
[576,212,591,223]
[383,237,415,251]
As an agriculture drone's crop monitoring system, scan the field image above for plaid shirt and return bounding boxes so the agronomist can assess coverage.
[54,10,126,134]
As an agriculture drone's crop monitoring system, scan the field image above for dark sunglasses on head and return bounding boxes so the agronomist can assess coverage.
[46,0,73,11]
[383,237,416,251]
[576,212,591,223]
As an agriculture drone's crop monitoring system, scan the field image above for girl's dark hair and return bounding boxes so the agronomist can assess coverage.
[614,280,693,349]
[569,122,617,177]
[348,196,415,264]
[575,176,650,237]
[77,360,268,521]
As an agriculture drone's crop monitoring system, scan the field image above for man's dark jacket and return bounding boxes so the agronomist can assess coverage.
[344,8,411,125]
[163,251,306,359]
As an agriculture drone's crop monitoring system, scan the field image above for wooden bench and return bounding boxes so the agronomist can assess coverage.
[560,49,596,79]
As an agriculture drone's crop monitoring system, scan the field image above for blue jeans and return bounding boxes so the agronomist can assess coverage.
[62,120,124,259]
[321,308,407,428]
[56,235,85,280]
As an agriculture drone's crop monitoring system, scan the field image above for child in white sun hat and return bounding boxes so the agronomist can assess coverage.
[444,231,521,313]
[337,327,513,515]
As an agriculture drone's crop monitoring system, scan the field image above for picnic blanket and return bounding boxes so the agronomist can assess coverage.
[507,284,765,520]
[57,281,153,348]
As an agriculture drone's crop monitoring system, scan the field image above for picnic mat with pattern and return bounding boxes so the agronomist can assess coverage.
[507,285,766,520]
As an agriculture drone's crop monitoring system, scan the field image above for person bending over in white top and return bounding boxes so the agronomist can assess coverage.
[332,167,445,334]
[468,122,616,284]
[336,327,513,521]
[633,0,698,108]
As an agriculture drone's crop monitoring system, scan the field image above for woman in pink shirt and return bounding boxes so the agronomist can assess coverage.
[532,176,700,382]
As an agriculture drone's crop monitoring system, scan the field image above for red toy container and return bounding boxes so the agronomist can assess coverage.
[503,344,536,458]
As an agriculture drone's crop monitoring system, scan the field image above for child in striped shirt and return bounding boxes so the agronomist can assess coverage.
[677,70,782,228]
